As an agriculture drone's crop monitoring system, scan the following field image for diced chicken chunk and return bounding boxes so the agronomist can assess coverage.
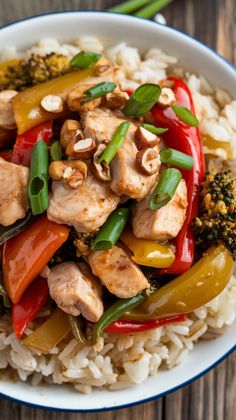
[47,171,120,232]
[0,158,29,226]
[47,261,103,322]
[81,109,160,200]
[132,179,188,241]
[88,245,150,298]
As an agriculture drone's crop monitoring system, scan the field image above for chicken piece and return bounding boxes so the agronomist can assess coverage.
[132,179,188,241]
[88,245,150,298]
[0,158,29,226]
[47,171,120,232]
[81,109,160,200]
[47,261,103,321]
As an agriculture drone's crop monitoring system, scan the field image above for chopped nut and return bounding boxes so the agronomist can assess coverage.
[49,160,87,185]
[104,91,129,110]
[136,147,160,175]
[159,79,175,88]
[60,119,82,149]
[92,142,111,181]
[67,84,101,112]
[40,94,64,113]
[157,87,176,108]
[66,136,96,159]
[0,89,17,130]
[134,127,159,150]
[95,57,113,76]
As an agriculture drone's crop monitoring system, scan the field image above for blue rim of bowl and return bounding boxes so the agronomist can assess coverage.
[0,10,235,412]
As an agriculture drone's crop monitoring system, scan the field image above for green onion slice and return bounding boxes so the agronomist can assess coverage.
[28,140,49,216]
[92,208,130,251]
[123,83,162,118]
[140,123,168,135]
[50,140,62,162]
[70,51,102,69]
[98,121,131,165]
[160,148,193,170]
[149,168,182,210]
[171,104,199,127]
[81,81,116,103]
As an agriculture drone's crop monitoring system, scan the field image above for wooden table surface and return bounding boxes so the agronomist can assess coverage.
[0,0,235,419]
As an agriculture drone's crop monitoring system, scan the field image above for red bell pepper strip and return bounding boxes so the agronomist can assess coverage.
[2,214,69,304]
[152,76,205,275]
[11,121,53,166]
[105,314,186,333]
[12,276,49,338]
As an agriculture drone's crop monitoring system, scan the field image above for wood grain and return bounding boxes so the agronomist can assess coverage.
[0,1,235,419]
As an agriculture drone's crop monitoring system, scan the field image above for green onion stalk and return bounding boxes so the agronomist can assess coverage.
[149,167,182,210]
[171,104,199,127]
[99,121,131,165]
[160,148,194,170]
[70,51,102,69]
[28,140,49,216]
[82,81,116,103]
[123,83,162,118]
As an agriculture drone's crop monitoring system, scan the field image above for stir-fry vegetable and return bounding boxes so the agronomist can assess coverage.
[140,123,168,135]
[152,76,205,274]
[28,140,49,215]
[0,58,20,85]
[0,150,13,161]
[106,314,186,333]
[125,244,234,320]
[12,67,96,134]
[123,83,161,117]
[149,168,182,210]
[92,208,130,250]
[171,104,199,127]
[12,121,53,166]
[50,140,62,161]
[99,121,131,164]
[160,148,193,170]
[82,81,116,103]
[2,215,69,303]
[0,211,32,246]
[134,0,173,18]
[121,228,175,268]
[12,277,49,338]
[70,51,102,69]
[70,292,148,345]
[22,309,71,353]
[203,134,233,161]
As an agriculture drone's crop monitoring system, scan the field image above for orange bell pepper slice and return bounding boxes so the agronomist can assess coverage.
[2,215,69,304]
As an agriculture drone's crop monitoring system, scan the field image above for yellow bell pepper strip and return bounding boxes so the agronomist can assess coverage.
[121,228,175,268]
[125,244,234,320]
[22,309,71,353]
[203,135,233,160]
[12,67,96,134]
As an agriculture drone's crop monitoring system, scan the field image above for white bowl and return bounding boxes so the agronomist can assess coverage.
[0,11,235,412]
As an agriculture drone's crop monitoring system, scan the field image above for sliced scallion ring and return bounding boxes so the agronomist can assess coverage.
[98,121,131,165]
[123,83,162,118]
[171,104,199,127]
[160,148,193,170]
[149,168,182,210]
[139,123,168,135]
[81,81,116,103]
[28,140,49,216]
[70,51,102,69]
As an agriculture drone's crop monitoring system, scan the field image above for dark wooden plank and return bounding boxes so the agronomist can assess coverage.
[0,1,235,420]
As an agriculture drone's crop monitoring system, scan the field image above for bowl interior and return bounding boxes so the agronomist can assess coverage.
[0,11,235,412]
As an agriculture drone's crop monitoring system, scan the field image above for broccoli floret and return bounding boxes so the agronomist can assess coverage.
[1,53,70,91]
[193,170,236,256]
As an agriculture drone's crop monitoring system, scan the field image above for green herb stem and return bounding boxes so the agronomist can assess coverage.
[99,121,131,165]
[135,0,173,18]
[92,208,130,251]
[107,0,152,13]
[28,140,49,216]
[149,168,182,210]
[160,148,194,170]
